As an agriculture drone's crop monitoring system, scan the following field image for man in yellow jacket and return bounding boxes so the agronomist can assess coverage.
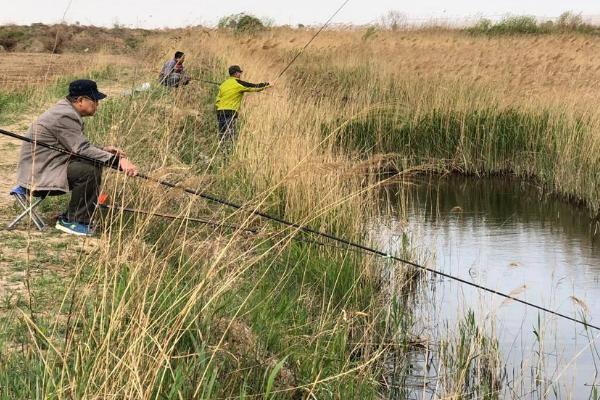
[215,65,270,141]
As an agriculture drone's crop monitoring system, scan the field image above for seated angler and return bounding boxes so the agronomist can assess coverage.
[15,79,139,236]
[158,51,191,88]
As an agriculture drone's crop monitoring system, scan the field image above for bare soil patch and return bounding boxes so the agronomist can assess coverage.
[0,52,138,90]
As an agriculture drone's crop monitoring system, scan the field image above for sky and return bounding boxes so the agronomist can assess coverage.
[3,0,600,28]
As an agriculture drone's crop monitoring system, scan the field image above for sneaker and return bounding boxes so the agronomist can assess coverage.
[55,218,95,236]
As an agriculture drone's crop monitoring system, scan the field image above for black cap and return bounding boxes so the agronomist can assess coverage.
[228,65,243,75]
[68,79,107,101]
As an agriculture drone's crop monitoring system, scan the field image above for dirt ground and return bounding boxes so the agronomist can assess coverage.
[0,137,103,307]
[0,122,94,301]
[0,116,29,206]
[0,52,138,90]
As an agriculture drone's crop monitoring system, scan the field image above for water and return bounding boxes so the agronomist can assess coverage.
[373,175,600,399]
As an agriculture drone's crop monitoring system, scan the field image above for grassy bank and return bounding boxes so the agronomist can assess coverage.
[0,40,423,398]
[4,25,599,398]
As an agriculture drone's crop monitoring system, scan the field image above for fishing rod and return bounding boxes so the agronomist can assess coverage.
[273,0,352,82]
[2,127,599,332]
[190,76,220,86]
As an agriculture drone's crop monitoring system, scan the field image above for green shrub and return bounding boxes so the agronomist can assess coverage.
[467,12,600,36]
[556,11,599,33]
[470,18,493,33]
[217,13,266,33]
[558,11,584,29]
[466,16,544,35]
[493,16,542,34]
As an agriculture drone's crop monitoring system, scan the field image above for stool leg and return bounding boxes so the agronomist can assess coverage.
[7,197,45,231]
[30,200,46,229]
[18,194,46,230]
[7,195,29,230]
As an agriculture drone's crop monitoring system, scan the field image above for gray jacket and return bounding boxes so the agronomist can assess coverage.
[16,99,114,192]
[158,59,177,83]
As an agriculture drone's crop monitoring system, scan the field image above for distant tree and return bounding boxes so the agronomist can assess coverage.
[261,16,275,28]
[557,11,584,29]
[472,18,493,33]
[493,16,540,34]
[218,13,266,33]
[468,15,545,35]
[379,10,408,31]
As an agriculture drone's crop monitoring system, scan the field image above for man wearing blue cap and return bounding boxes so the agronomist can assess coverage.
[16,79,138,236]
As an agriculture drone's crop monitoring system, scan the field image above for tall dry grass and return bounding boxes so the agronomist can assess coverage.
[208,27,600,213]
[6,25,598,398]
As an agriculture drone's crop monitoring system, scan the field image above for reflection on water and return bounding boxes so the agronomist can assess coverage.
[373,175,600,398]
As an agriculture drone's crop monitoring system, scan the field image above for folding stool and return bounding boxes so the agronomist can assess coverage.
[7,185,51,231]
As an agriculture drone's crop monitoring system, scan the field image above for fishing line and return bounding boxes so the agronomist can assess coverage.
[190,0,350,87]
[3,127,599,332]
[98,202,258,233]
[273,0,352,83]
[99,200,366,254]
